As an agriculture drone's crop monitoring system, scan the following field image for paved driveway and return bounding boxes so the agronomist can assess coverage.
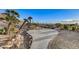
[28,29,59,49]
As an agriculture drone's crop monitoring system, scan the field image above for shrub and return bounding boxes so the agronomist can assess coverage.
[71,26,75,31]
[0,28,4,34]
[64,25,68,30]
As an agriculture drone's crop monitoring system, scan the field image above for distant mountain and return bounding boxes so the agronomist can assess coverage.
[60,20,79,24]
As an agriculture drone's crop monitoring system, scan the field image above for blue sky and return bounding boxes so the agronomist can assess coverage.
[0,9,79,23]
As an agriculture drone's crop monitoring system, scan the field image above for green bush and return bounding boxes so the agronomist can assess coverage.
[64,25,68,30]
[0,29,4,34]
[72,26,75,31]
[0,28,6,34]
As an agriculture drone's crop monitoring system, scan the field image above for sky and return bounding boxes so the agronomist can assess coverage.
[1,9,79,23]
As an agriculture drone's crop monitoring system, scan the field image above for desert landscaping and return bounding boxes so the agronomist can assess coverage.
[0,9,33,49]
[0,9,79,49]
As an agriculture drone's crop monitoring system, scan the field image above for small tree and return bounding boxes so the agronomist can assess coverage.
[55,23,62,28]
[72,26,75,31]
[5,9,20,34]
[64,25,68,30]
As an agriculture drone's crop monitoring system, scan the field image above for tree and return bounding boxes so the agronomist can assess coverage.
[55,23,62,28]
[5,9,20,34]
[64,25,68,30]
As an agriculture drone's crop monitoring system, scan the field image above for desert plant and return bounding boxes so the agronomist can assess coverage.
[63,25,68,30]
[19,16,33,31]
[0,29,3,34]
[55,23,62,28]
[5,9,20,34]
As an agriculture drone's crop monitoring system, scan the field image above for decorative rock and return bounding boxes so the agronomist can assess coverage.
[48,30,79,49]
[21,30,33,49]
[0,31,33,49]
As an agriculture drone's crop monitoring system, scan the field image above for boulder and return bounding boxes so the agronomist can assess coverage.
[48,30,79,49]
[20,30,33,49]
[0,31,33,49]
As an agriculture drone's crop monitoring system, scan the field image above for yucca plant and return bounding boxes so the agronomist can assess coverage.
[19,16,33,31]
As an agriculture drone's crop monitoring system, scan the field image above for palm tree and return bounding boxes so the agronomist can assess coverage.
[5,9,20,34]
